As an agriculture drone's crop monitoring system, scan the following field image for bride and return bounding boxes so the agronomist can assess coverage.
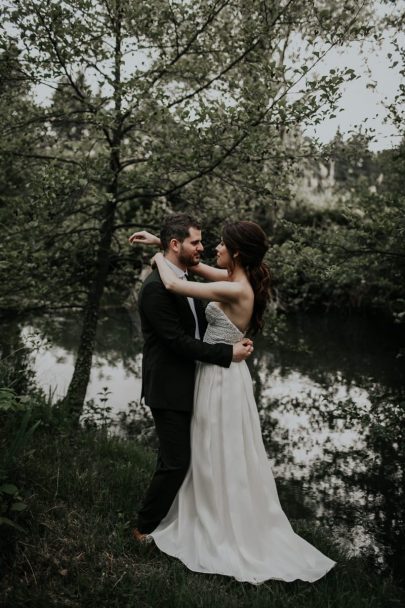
[132,220,335,584]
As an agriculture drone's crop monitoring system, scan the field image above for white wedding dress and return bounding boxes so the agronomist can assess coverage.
[151,302,335,583]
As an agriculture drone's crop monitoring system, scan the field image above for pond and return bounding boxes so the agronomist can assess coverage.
[1,308,404,586]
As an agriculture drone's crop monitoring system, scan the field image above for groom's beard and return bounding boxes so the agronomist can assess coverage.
[178,246,201,268]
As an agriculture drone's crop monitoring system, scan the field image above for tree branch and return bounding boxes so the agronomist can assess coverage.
[7,151,82,166]
[29,1,114,147]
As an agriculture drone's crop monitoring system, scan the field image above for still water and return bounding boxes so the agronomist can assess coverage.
[1,309,404,585]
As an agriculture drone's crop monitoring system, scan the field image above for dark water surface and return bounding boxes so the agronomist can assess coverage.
[1,310,404,585]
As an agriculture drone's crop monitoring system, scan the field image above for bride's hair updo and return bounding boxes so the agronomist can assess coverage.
[222,220,270,336]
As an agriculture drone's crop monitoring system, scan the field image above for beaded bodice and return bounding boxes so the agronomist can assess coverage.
[203,302,245,345]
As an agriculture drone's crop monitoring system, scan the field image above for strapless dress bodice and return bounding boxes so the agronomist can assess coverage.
[203,302,245,345]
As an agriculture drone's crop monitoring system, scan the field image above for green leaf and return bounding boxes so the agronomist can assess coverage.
[0,484,19,495]
[0,516,25,532]
[10,502,27,512]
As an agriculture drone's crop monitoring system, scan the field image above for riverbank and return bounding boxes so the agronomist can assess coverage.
[1,407,404,608]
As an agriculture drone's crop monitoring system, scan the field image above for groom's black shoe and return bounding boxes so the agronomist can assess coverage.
[132,527,153,544]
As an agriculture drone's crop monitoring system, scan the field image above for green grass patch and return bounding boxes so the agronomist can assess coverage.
[0,421,404,608]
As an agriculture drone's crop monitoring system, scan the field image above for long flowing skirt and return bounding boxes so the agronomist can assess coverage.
[151,361,335,583]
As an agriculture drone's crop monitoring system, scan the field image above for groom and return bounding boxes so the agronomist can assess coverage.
[131,213,253,540]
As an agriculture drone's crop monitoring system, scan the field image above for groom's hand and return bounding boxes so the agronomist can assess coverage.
[232,338,254,362]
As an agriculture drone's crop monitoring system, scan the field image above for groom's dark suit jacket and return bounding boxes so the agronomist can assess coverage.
[138,268,233,412]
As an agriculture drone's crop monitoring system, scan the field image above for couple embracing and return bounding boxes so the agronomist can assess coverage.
[129,213,335,584]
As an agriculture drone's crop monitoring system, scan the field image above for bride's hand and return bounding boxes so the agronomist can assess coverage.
[128,230,161,246]
[232,338,254,362]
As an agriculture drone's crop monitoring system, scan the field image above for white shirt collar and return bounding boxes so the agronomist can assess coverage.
[164,258,187,279]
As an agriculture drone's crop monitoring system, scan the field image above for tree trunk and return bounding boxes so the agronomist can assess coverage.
[64,0,124,422]
[64,200,117,421]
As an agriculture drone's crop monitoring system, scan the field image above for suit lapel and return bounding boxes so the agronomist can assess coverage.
[155,269,204,337]
[194,298,207,337]
[173,292,196,327]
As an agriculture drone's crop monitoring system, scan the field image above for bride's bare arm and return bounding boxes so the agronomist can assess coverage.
[153,253,242,303]
[191,262,229,282]
[129,231,228,282]
[128,230,161,247]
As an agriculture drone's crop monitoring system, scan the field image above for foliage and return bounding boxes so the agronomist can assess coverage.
[82,387,114,429]
[0,0,374,301]
[382,0,405,134]
[0,335,45,534]
[1,415,404,607]
[0,0,398,415]
[257,381,405,586]
[117,400,157,447]
[324,130,378,192]
[267,130,405,317]
[269,196,405,315]
[0,389,41,533]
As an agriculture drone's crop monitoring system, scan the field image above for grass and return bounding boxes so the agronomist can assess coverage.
[0,418,404,608]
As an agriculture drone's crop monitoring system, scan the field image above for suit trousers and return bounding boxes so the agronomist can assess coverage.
[137,408,192,534]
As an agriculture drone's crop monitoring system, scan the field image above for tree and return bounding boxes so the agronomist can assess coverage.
[2,0,375,419]
[0,42,46,315]
[324,129,376,191]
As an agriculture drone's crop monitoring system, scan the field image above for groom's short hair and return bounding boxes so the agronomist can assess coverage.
[160,213,201,251]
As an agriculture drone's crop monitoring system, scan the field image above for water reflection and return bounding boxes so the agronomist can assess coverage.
[248,316,405,586]
[17,312,143,406]
[0,309,404,585]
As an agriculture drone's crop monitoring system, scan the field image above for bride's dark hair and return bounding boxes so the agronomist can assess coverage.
[222,220,270,336]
